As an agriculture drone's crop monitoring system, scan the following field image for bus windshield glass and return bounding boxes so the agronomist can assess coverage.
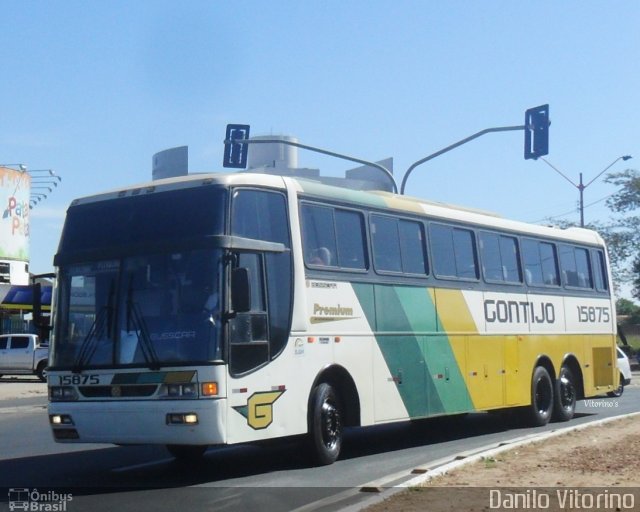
[51,186,226,369]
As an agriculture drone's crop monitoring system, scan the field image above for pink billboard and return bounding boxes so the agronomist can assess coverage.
[0,167,30,261]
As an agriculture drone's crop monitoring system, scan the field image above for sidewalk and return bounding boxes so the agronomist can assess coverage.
[0,376,47,401]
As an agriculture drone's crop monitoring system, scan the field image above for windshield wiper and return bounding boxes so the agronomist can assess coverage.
[126,277,161,371]
[73,280,115,373]
[73,306,109,373]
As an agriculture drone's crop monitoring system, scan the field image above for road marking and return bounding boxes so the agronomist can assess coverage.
[0,404,46,414]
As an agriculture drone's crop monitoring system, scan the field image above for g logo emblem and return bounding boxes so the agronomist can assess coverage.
[233,390,284,430]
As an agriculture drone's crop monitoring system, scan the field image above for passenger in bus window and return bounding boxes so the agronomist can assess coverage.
[310,247,332,266]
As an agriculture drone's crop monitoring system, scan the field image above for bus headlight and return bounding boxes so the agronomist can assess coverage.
[49,386,79,401]
[162,383,199,398]
[49,414,74,425]
[166,413,199,425]
[181,384,197,397]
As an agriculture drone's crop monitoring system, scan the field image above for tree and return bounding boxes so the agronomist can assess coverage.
[545,169,639,296]
[617,298,640,316]
[604,169,640,300]
[633,255,640,301]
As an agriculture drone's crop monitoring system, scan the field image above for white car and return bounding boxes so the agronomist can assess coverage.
[608,347,632,397]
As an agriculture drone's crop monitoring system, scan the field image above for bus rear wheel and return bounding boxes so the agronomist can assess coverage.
[553,366,576,422]
[166,444,208,460]
[308,383,343,465]
[524,366,554,427]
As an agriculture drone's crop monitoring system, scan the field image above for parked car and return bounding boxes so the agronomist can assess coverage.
[0,334,49,382]
[608,347,632,398]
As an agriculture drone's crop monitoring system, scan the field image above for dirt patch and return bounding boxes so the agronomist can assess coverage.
[366,414,640,511]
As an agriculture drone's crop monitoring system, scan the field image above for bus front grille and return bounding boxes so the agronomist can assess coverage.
[78,385,158,398]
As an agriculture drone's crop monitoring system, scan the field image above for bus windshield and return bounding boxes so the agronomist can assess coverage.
[51,186,227,369]
[52,249,223,369]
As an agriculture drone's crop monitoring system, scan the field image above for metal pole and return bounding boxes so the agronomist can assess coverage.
[225,137,397,194]
[579,172,584,227]
[400,125,525,195]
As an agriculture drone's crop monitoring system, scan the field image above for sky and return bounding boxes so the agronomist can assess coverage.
[1,1,638,297]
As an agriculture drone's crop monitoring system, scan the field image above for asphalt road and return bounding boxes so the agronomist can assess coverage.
[1,382,638,512]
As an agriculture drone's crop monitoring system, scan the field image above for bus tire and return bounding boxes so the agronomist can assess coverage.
[166,444,207,460]
[525,366,554,427]
[308,383,343,465]
[553,366,576,422]
[36,362,48,382]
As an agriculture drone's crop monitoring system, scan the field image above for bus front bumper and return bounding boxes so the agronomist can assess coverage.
[48,399,227,446]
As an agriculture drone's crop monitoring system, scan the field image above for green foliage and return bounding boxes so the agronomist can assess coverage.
[617,298,640,316]
[605,169,640,213]
[602,170,640,298]
[633,256,640,301]
[546,169,639,297]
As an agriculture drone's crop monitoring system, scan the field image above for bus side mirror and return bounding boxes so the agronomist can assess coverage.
[231,267,251,313]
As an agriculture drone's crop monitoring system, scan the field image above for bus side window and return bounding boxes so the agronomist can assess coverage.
[335,209,367,270]
[522,239,560,287]
[301,203,367,271]
[301,204,338,268]
[371,214,402,273]
[231,189,292,372]
[560,245,593,289]
[431,223,478,280]
[592,250,609,292]
[399,219,428,275]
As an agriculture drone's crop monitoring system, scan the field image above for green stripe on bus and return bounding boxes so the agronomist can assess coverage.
[394,286,473,414]
[353,283,473,417]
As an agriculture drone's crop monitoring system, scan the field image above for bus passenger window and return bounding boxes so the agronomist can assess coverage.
[540,242,560,285]
[431,224,478,280]
[310,247,332,266]
[592,250,609,292]
[371,215,402,273]
[522,239,560,287]
[479,232,521,284]
[560,245,593,289]
[301,204,338,267]
[399,220,428,275]
[335,210,367,270]
[453,228,478,280]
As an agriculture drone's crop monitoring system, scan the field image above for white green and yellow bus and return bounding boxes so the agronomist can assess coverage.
[48,171,617,464]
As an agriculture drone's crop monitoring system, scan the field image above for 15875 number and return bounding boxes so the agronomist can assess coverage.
[58,374,101,385]
[576,306,610,323]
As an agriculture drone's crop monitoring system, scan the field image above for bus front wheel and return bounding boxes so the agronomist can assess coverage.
[308,383,343,465]
[553,367,576,422]
[525,366,554,427]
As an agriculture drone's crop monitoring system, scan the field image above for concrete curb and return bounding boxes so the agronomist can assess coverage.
[343,411,640,512]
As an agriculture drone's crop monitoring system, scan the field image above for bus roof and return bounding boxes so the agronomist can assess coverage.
[69,171,606,248]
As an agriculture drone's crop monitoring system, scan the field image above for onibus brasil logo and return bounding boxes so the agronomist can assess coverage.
[8,488,72,511]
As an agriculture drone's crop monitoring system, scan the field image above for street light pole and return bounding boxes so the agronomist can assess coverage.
[540,155,632,227]
[578,172,585,228]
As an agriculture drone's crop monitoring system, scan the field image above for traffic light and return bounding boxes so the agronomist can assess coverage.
[223,124,251,168]
[524,105,549,160]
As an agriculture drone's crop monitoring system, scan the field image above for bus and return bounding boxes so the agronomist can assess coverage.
[48,170,617,464]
